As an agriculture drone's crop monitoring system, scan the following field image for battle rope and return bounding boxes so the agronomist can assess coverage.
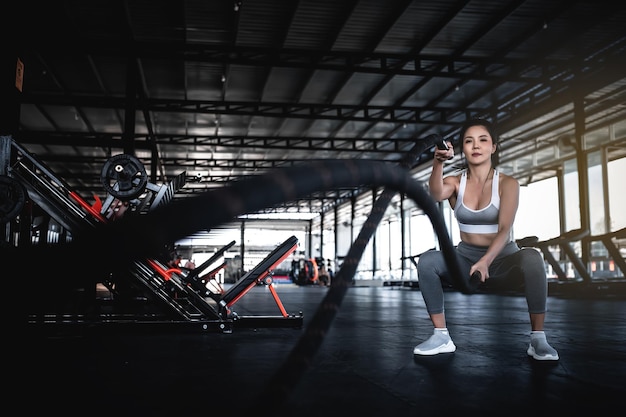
[11,159,472,411]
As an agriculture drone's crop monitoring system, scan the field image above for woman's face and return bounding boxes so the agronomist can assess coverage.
[462,124,496,164]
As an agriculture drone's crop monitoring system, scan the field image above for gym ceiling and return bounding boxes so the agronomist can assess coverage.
[10,0,626,217]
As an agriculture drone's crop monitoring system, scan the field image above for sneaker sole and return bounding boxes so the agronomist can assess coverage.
[413,342,456,356]
[527,345,559,361]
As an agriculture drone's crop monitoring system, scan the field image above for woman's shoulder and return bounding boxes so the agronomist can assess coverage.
[497,170,520,189]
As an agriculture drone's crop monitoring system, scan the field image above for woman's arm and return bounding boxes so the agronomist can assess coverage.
[428,141,456,202]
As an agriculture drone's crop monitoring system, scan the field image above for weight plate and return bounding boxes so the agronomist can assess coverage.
[100,154,148,200]
[0,175,27,223]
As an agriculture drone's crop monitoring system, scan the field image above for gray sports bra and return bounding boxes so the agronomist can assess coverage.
[454,170,499,234]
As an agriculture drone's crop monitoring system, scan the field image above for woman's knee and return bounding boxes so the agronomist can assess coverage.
[518,248,546,275]
[417,249,442,273]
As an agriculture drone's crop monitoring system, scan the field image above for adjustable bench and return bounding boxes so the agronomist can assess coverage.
[180,240,237,296]
[217,235,299,319]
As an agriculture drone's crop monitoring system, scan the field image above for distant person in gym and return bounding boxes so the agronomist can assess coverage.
[318,260,331,286]
[413,118,559,361]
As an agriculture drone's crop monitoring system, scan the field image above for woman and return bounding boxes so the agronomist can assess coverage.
[414,118,559,361]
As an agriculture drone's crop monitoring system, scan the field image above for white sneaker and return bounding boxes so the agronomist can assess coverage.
[413,329,456,355]
[527,332,559,361]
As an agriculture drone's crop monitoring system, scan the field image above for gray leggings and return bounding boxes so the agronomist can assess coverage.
[416,241,548,315]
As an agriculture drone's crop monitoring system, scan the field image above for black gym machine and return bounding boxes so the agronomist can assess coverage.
[1,136,303,332]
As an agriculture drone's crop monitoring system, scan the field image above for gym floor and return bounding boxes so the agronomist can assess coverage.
[20,282,626,417]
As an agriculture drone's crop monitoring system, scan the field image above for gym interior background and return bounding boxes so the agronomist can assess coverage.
[4,2,626,416]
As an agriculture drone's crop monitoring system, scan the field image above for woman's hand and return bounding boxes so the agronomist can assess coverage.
[434,141,454,162]
[469,261,489,282]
